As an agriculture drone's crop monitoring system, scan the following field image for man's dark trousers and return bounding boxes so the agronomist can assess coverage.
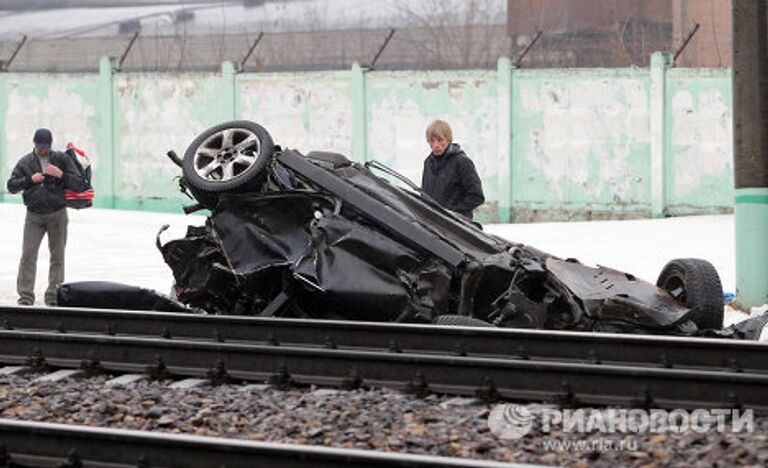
[17,208,68,306]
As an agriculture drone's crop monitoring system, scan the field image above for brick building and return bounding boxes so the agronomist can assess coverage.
[507,0,732,67]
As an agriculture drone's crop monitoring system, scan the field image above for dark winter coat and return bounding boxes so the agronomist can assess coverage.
[421,143,484,219]
[6,150,89,214]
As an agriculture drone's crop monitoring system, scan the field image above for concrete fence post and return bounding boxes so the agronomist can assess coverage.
[221,61,238,120]
[98,56,118,209]
[649,51,672,218]
[351,62,368,163]
[496,56,513,223]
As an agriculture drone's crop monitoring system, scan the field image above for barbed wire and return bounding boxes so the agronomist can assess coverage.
[0,17,734,73]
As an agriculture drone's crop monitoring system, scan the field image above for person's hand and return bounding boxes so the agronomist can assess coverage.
[45,164,63,178]
[31,172,44,183]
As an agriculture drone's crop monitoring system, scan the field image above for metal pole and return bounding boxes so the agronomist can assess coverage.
[117,31,139,71]
[672,23,700,64]
[513,30,542,68]
[240,31,264,71]
[732,0,768,308]
[1,35,26,71]
[369,28,395,69]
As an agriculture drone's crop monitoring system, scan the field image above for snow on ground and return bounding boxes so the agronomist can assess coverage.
[0,202,763,327]
[0,202,205,307]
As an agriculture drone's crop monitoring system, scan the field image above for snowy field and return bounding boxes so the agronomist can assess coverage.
[0,202,764,326]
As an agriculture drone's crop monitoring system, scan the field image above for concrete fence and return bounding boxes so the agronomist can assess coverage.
[0,52,732,223]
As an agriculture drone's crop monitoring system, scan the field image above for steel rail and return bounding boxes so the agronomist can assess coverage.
[2,305,767,373]
[0,329,765,410]
[0,419,521,468]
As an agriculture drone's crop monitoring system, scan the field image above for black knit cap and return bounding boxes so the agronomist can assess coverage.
[33,128,52,150]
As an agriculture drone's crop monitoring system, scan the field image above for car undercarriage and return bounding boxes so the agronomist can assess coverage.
[139,120,755,338]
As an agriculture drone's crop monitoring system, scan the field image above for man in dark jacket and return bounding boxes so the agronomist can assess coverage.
[421,119,484,219]
[6,128,89,306]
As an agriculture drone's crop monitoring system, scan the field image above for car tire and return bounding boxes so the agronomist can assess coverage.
[432,314,494,327]
[656,258,724,330]
[182,121,275,195]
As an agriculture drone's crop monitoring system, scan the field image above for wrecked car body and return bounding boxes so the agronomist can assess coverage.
[155,120,730,336]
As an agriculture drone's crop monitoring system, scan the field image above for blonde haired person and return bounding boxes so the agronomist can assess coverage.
[421,120,484,220]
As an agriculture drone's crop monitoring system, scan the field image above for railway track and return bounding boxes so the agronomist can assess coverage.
[0,305,766,410]
[0,419,520,468]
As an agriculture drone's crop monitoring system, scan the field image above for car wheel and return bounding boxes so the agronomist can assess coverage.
[432,314,494,327]
[656,258,724,330]
[182,121,275,195]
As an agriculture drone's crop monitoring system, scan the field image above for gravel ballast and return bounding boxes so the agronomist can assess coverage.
[0,373,766,467]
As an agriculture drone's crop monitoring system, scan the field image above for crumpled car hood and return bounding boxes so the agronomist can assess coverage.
[546,258,691,328]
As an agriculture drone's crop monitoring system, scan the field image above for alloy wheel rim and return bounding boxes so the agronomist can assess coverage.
[193,128,261,182]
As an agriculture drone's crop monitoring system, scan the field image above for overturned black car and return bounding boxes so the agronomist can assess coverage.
[155,120,730,336]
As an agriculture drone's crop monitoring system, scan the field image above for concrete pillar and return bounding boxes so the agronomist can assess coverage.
[351,62,368,163]
[496,56,513,223]
[649,51,672,218]
[98,56,118,209]
[221,61,239,120]
[735,190,768,308]
[732,0,768,308]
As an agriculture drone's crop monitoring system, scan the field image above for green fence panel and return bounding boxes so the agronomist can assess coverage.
[0,59,738,224]
[236,71,354,157]
[665,68,734,215]
[112,73,226,212]
[1,74,100,206]
[366,70,499,222]
[511,68,652,222]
